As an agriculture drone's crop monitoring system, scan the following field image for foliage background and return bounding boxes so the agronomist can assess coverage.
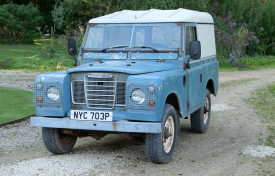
[0,3,43,44]
[0,0,274,67]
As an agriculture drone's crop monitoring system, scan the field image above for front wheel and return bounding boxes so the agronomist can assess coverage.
[190,89,211,133]
[145,104,178,164]
[42,128,77,154]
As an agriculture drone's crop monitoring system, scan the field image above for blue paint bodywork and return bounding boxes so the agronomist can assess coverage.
[83,52,128,60]
[67,59,178,75]
[31,117,161,133]
[131,52,178,60]
[31,23,219,134]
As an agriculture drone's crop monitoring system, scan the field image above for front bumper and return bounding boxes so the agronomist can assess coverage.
[30,116,161,133]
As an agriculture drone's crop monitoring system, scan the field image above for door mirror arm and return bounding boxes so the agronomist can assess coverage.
[185,58,191,69]
[68,48,77,67]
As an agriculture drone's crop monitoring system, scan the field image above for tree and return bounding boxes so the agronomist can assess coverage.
[52,0,64,36]
[0,3,43,44]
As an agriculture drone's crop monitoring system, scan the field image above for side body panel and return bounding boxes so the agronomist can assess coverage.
[186,63,203,112]
[196,24,216,58]
[186,57,218,114]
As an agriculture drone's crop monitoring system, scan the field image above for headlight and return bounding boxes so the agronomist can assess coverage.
[47,87,60,102]
[131,89,146,104]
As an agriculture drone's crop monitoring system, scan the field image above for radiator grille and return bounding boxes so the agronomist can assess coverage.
[84,73,116,109]
[116,82,126,105]
[71,81,85,104]
[71,73,126,109]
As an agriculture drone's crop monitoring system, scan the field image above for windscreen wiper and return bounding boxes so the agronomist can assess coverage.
[132,45,158,52]
[102,45,129,52]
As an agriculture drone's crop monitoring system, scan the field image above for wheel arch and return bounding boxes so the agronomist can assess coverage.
[206,79,216,96]
[165,93,181,117]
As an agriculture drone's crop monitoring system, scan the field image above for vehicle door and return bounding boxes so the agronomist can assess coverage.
[184,23,204,113]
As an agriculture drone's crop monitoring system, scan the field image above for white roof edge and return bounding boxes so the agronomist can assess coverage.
[89,8,214,24]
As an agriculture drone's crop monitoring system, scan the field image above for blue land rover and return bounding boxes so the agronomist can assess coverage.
[31,8,218,164]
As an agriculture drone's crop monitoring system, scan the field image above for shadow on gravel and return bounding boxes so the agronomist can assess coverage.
[73,135,144,153]
[73,120,194,154]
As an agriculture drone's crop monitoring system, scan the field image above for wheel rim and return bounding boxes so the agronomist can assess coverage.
[203,96,209,125]
[163,116,175,153]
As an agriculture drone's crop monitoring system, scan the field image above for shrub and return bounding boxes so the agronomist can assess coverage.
[215,13,255,67]
[255,0,275,55]
[33,47,57,60]
[0,57,15,69]
[0,3,43,44]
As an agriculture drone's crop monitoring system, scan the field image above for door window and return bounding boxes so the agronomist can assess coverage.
[185,26,197,55]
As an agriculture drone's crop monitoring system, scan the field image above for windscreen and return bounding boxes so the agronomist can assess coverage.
[85,26,132,48]
[84,24,181,50]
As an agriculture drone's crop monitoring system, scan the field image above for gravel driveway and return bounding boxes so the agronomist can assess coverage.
[0,69,275,176]
[0,70,42,92]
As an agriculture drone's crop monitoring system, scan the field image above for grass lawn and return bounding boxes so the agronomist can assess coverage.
[0,39,66,58]
[219,55,275,71]
[0,39,74,71]
[0,87,34,124]
[246,83,275,148]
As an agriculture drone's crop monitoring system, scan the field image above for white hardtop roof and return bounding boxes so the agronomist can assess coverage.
[89,8,214,24]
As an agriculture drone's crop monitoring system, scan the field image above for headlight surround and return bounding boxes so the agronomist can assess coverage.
[131,89,146,105]
[47,87,60,102]
[148,86,155,93]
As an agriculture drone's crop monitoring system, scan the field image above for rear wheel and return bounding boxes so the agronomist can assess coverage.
[42,128,77,154]
[190,89,211,133]
[145,104,178,164]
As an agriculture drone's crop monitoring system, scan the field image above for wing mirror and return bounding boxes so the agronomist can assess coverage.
[68,38,77,56]
[189,40,201,60]
[186,40,201,69]
[68,38,77,67]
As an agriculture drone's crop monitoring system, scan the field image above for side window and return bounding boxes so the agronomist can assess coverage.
[185,26,197,55]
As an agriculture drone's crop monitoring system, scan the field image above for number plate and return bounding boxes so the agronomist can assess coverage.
[70,110,113,122]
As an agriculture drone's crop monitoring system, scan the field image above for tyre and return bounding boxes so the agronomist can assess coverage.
[145,104,178,164]
[190,89,211,133]
[42,128,77,154]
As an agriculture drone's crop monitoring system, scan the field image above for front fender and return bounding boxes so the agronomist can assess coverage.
[157,70,187,121]
[126,69,187,122]
[34,71,71,117]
